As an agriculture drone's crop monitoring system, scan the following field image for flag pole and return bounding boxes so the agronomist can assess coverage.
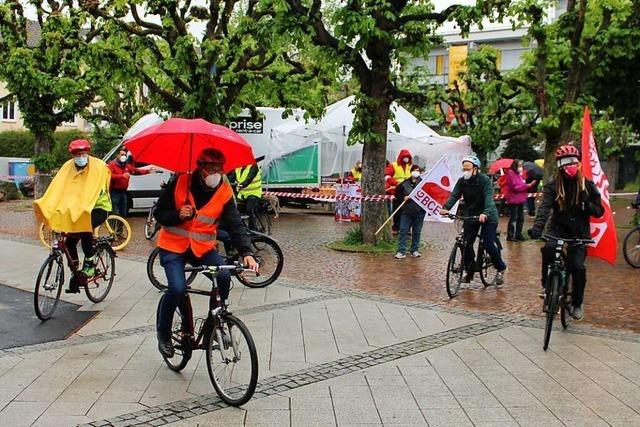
[375,199,406,236]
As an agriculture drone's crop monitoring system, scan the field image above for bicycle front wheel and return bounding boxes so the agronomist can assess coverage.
[543,270,561,351]
[98,215,131,251]
[236,236,283,288]
[147,247,197,291]
[144,208,159,240]
[34,253,64,320]
[623,227,640,268]
[446,244,464,298]
[206,314,258,406]
[38,222,55,249]
[85,243,115,303]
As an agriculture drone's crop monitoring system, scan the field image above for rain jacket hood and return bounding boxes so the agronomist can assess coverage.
[396,149,413,166]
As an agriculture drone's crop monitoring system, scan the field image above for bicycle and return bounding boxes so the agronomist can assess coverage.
[445,214,503,298]
[237,197,272,235]
[159,263,258,406]
[39,214,132,251]
[144,201,160,240]
[34,232,116,320]
[147,229,284,290]
[623,201,640,268]
[540,234,594,351]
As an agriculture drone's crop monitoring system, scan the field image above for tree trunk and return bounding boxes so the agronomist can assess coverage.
[34,132,53,198]
[603,156,619,191]
[361,99,391,244]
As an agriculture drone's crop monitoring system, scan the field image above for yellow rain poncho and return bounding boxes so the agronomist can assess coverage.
[34,156,112,233]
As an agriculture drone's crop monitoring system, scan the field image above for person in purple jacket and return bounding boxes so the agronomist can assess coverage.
[505,160,531,241]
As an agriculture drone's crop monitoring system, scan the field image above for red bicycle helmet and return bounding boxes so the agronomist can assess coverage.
[68,139,91,153]
[555,144,581,160]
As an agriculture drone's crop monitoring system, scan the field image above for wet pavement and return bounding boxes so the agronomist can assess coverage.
[1,197,638,333]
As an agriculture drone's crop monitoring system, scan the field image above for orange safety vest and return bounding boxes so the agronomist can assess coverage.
[157,174,233,257]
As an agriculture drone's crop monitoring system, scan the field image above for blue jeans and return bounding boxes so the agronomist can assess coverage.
[463,221,507,272]
[156,248,230,339]
[110,190,128,217]
[397,211,425,254]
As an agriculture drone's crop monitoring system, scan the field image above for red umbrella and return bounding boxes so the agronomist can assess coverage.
[124,118,255,173]
[488,158,514,175]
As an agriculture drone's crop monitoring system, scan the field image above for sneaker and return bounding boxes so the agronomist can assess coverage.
[81,257,95,277]
[394,252,406,259]
[495,269,505,286]
[157,334,174,358]
[462,272,474,283]
[572,304,584,321]
[411,251,421,258]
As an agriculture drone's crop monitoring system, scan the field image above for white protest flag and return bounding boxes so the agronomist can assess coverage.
[408,156,457,223]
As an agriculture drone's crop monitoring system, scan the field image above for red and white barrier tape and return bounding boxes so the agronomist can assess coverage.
[265,190,637,203]
[264,191,393,202]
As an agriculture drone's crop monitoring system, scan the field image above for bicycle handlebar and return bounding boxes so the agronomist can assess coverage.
[542,234,594,246]
[447,214,480,221]
[184,262,248,274]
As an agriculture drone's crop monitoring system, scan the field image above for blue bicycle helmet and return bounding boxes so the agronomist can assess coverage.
[462,154,481,168]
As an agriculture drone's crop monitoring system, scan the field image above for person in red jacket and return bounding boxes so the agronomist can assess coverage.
[108,149,159,217]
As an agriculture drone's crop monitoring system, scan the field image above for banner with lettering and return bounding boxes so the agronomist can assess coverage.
[581,106,617,265]
[409,156,456,222]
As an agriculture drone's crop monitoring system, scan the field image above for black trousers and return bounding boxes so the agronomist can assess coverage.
[67,209,109,264]
[541,242,587,306]
[508,203,525,239]
[241,196,259,230]
[526,195,536,216]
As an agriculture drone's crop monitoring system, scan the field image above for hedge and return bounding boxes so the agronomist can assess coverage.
[0,130,89,169]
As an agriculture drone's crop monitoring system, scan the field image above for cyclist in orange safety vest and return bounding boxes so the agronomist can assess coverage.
[154,148,259,358]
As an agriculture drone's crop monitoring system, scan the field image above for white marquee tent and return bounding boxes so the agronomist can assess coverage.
[266,96,472,185]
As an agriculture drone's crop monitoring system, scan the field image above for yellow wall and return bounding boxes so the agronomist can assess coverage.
[448,45,468,87]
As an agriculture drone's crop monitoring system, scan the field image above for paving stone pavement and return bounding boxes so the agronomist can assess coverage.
[1,237,640,426]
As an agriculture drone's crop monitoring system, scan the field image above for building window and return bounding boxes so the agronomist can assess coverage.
[92,107,103,116]
[1,100,16,121]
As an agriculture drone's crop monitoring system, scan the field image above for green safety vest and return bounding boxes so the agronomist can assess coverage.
[236,166,262,199]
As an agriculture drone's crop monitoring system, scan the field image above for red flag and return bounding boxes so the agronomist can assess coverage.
[581,106,617,265]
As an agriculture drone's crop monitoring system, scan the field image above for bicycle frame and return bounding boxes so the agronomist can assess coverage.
[178,267,236,352]
[452,216,486,273]
[50,233,111,286]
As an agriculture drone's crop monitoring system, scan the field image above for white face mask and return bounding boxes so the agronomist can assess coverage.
[74,155,88,167]
[204,173,221,188]
[517,167,524,173]
[119,155,128,163]
[411,171,421,179]
[403,157,410,163]
[462,170,472,180]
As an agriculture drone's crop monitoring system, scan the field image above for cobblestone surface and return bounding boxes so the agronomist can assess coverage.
[2,197,638,332]
[83,320,509,427]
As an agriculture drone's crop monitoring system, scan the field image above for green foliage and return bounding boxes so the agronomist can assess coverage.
[501,134,541,161]
[0,130,87,168]
[0,131,35,158]
[89,0,337,123]
[0,1,112,171]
